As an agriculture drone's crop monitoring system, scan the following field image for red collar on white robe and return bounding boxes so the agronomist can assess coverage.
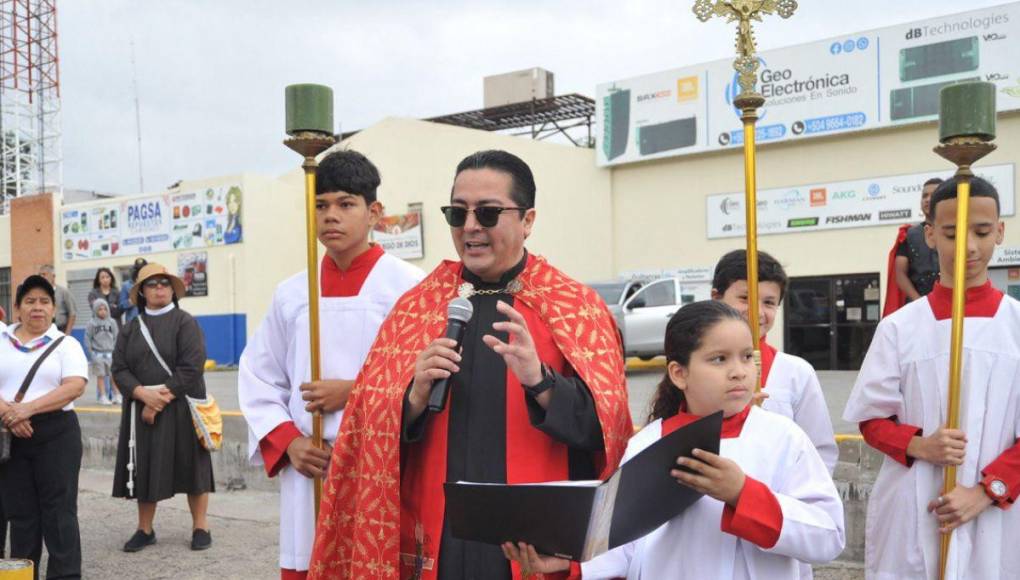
[661,404,752,439]
[320,244,385,297]
[927,280,1003,321]
[758,339,777,387]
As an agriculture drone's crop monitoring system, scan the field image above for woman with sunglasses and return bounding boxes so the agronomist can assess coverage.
[110,263,214,553]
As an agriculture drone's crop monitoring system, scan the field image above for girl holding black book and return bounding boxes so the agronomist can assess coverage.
[503,301,844,578]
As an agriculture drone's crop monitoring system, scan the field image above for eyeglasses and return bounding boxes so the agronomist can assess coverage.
[440,205,528,228]
[143,278,172,289]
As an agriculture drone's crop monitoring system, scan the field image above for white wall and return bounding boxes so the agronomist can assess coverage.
[337,117,614,283]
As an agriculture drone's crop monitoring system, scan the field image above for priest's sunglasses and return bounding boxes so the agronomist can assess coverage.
[440,205,528,228]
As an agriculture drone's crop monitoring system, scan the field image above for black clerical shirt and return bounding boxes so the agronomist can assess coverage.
[402,252,605,580]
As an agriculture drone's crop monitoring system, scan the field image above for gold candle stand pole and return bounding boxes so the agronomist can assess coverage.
[932,138,995,580]
[284,131,337,520]
[695,0,797,399]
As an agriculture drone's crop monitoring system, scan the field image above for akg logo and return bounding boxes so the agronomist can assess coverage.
[832,190,856,201]
[720,197,741,215]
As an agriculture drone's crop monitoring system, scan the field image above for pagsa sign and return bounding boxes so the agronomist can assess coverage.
[125,197,168,233]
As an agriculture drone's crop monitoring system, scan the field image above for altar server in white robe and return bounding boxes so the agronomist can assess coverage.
[844,176,1020,580]
[711,249,838,473]
[503,300,845,579]
[238,150,424,580]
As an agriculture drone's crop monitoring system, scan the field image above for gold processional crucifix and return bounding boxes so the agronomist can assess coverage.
[692,0,796,398]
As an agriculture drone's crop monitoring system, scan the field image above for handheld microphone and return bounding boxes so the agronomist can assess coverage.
[426,297,474,413]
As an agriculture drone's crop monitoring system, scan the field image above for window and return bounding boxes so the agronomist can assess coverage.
[631,280,675,308]
[68,268,100,329]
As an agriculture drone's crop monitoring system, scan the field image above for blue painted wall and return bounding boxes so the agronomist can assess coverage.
[73,313,247,366]
[194,313,247,365]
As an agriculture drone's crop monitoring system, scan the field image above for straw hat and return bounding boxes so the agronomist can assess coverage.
[131,263,186,306]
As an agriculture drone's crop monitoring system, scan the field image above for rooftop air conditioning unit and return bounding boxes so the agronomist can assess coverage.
[483,68,555,108]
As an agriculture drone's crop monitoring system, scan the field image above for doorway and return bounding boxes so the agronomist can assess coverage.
[784,273,882,371]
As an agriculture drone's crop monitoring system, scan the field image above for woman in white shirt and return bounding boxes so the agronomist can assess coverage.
[0,275,88,578]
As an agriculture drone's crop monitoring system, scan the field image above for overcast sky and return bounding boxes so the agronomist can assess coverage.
[59,0,1010,195]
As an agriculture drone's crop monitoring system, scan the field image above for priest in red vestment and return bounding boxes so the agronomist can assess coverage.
[308,150,632,580]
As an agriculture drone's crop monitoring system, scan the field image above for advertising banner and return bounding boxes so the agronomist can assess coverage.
[706,163,1015,239]
[597,3,1020,166]
[170,185,243,250]
[61,185,243,262]
[371,211,424,260]
[60,202,123,260]
[177,252,209,297]
[121,195,173,256]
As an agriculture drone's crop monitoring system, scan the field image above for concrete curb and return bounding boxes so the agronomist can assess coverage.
[625,357,666,370]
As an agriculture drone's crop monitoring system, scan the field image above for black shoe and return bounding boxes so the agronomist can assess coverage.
[123,529,156,552]
[191,528,212,551]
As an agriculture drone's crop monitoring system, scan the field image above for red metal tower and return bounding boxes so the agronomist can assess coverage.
[1,0,61,212]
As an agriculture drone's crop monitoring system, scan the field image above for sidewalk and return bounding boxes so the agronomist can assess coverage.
[42,469,280,579]
[51,468,861,579]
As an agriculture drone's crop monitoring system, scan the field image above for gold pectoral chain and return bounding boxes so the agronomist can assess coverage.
[458,279,524,299]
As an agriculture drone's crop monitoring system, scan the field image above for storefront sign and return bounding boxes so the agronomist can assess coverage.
[61,185,243,262]
[597,3,1020,166]
[371,210,423,260]
[707,164,1015,239]
[991,245,1020,267]
[177,252,209,297]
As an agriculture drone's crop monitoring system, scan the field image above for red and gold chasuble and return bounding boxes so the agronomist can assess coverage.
[308,255,632,580]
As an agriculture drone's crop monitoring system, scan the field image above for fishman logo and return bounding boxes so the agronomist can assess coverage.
[787,217,819,228]
[880,209,912,221]
[825,213,871,225]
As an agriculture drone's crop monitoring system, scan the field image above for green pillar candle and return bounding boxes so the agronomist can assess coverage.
[939,81,996,143]
[285,84,334,136]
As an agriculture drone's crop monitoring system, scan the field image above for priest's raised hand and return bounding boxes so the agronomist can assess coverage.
[482,300,548,407]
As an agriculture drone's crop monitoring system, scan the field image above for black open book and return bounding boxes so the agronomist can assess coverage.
[444,411,723,561]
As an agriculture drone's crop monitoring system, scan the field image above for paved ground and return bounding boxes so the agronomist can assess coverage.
[17,469,863,579]
[30,363,863,578]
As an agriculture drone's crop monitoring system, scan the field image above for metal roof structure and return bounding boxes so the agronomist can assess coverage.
[425,93,595,147]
